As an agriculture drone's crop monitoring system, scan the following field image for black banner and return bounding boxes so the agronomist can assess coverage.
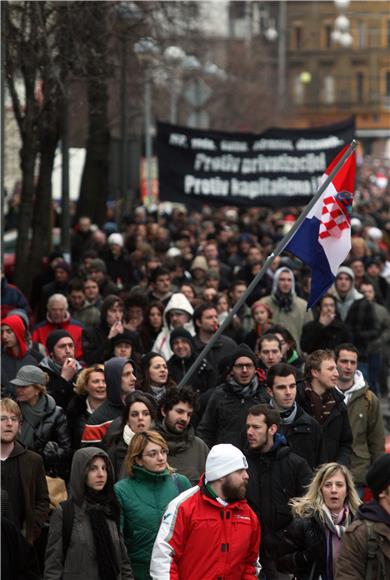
[157,117,355,207]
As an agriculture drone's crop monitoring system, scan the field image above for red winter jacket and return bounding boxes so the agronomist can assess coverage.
[32,317,84,360]
[150,477,261,580]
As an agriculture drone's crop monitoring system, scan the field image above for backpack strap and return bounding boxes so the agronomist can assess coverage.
[60,498,75,565]
[365,520,386,580]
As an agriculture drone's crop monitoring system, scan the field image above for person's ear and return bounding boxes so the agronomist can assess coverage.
[267,387,273,398]
[161,408,166,418]
[269,424,278,436]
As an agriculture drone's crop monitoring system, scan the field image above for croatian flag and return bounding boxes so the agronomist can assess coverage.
[286,145,356,309]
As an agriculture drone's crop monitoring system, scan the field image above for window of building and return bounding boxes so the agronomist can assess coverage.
[356,72,364,103]
[357,21,366,48]
[322,75,335,104]
[387,20,390,47]
[324,25,333,49]
[294,26,302,50]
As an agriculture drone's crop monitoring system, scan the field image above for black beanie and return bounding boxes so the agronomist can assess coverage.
[46,330,73,353]
[218,344,257,376]
[169,327,194,350]
[110,331,137,348]
[366,454,390,498]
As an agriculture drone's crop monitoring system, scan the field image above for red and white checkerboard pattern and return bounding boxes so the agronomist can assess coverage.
[319,195,350,240]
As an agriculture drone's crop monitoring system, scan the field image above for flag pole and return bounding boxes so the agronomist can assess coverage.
[177,139,358,388]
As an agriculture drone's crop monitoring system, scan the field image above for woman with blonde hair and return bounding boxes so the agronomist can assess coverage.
[277,462,361,580]
[114,430,191,579]
[67,364,107,449]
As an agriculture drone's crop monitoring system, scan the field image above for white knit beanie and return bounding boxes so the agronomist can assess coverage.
[108,233,124,247]
[205,444,248,483]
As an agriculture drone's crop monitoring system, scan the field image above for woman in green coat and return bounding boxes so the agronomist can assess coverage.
[114,430,191,579]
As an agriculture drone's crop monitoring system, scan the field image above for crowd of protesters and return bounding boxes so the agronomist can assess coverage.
[1,151,390,579]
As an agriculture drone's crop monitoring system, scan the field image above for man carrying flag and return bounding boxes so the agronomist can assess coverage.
[286,145,356,308]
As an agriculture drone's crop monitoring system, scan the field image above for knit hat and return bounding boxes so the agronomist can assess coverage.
[366,454,390,499]
[231,344,257,367]
[205,444,248,483]
[46,330,73,353]
[10,365,46,387]
[336,266,354,280]
[108,233,124,247]
[90,258,107,274]
[53,260,71,274]
[190,256,208,272]
[110,331,137,348]
[169,327,194,350]
[218,344,257,377]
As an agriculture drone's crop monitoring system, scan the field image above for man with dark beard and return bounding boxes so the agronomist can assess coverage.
[150,444,260,579]
[155,386,209,485]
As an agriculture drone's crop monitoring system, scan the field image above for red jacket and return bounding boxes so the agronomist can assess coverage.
[32,318,84,360]
[150,478,261,580]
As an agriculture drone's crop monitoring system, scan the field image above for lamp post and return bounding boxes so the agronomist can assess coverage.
[134,37,159,204]
[164,45,186,124]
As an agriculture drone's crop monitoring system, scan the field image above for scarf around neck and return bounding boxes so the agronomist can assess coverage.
[323,504,351,580]
[227,374,259,399]
[272,289,293,313]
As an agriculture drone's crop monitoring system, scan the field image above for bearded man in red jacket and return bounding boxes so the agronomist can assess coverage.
[150,443,261,579]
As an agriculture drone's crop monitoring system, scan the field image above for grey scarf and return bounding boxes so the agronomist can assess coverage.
[19,395,48,448]
[227,375,259,399]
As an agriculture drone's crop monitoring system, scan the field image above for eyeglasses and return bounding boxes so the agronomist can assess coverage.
[233,363,255,370]
[142,449,169,459]
[1,415,20,423]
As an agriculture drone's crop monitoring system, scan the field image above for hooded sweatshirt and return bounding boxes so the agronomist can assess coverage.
[81,357,129,445]
[152,293,195,360]
[336,370,366,405]
[1,315,38,396]
[69,447,114,506]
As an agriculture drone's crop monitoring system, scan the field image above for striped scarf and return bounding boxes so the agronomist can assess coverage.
[323,505,351,580]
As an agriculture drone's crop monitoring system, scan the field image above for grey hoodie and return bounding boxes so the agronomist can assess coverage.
[70,447,114,506]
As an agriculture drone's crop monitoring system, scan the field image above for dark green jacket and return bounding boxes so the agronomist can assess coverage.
[114,466,191,580]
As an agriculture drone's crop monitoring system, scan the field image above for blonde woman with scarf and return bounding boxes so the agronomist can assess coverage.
[276,463,361,580]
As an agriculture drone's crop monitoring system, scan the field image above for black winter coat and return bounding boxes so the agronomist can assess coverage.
[167,353,218,394]
[276,515,326,580]
[18,394,72,479]
[297,383,353,467]
[245,436,313,561]
[301,317,351,354]
[196,380,269,450]
[278,405,323,470]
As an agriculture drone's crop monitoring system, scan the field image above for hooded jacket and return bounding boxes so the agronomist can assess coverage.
[336,371,385,485]
[152,293,194,360]
[81,357,129,445]
[1,314,38,396]
[332,277,380,359]
[261,268,313,348]
[44,447,133,580]
[335,500,390,580]
[39,355,83,410]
